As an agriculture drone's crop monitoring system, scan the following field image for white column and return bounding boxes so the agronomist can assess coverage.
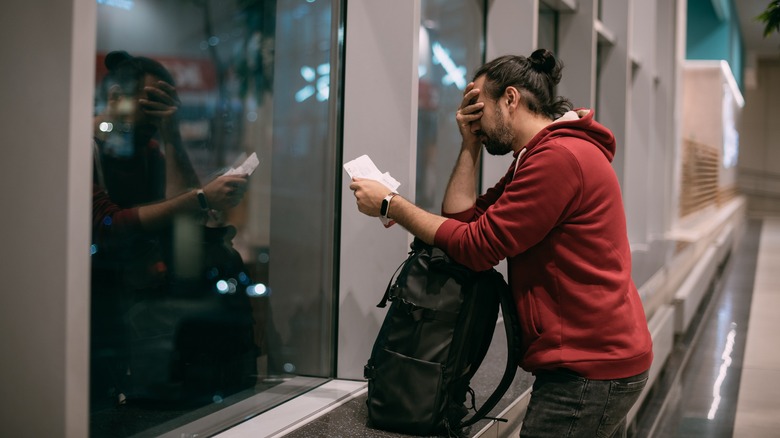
[337,0,421,379]
[654,0,681,238]
[625,0,658,246]
[0,0,95,436]
[598,0,631,187]
[557,0,598,109]
[670,0,688,225]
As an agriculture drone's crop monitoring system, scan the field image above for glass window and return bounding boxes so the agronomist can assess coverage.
[89,0,340,436]
[416,0,485,212]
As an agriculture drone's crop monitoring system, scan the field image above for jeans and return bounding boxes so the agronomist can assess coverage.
[519,369,649,438]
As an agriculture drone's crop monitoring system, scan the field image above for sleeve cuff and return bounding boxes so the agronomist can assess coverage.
[441,206,476,222]
[433,218,462,251]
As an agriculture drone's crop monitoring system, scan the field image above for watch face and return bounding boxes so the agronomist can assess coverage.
[380,198,389,216]
[197,191,209,210]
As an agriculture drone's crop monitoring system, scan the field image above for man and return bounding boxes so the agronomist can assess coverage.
[350,49,653,437]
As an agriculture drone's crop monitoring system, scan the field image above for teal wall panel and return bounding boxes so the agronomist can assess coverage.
[686,0,744,89]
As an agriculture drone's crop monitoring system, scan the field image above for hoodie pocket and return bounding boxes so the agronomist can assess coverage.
[517,289,542,341]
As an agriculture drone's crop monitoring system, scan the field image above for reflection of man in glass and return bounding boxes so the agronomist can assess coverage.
[93,51,248,225]
[91,51,254,412]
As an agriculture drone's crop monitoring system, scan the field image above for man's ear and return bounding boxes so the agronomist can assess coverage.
[504,86,520,111]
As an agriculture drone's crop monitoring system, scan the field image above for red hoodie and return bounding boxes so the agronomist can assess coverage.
[434,109,653,380]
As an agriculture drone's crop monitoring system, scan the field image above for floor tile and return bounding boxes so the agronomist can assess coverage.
[742,302,780,369]
[734,368,780,437]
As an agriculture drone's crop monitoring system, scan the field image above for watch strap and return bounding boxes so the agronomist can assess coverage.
[380,192,397,227]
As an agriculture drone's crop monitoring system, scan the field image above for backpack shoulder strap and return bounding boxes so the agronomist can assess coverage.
[459,277,522,428]
[376,249,414,308]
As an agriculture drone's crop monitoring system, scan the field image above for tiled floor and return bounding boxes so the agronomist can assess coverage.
[638,217,780,438]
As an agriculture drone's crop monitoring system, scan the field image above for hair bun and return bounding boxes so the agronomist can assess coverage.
[529,48,556,74]
[105,50,133,71]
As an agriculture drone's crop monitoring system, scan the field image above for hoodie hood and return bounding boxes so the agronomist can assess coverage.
[515,108,616,163]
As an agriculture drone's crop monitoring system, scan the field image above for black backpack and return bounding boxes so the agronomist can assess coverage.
[364,238,521,437]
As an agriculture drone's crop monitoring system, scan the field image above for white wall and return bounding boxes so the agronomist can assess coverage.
[682,64,725,149]
[0,0,96,436]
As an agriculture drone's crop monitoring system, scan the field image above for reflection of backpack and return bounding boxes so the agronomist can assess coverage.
[364,239,521,437]
[123,224,258,406]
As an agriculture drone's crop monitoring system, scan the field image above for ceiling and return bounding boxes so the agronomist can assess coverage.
[733,0,780,60]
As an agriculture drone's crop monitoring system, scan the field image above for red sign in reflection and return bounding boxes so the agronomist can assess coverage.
[96,53,218,92]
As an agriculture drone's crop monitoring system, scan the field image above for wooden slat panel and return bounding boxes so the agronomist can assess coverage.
[680,139,720,217]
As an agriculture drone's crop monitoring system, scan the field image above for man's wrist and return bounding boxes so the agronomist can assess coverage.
[461,141,482,161]
[380,194,446,244]
[380,192,397,227]
[380,192,397,218]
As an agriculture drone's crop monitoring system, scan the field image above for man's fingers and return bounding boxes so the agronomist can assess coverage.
[459,87,480,108]
[153,81,182,104]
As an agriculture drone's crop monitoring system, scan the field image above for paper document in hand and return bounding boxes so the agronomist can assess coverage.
[344,154,401,228]
[225,152,259,176]
[343,154,400,192]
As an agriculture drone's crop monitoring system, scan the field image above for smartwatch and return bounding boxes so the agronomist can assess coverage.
[196,189,210,211]
[380,192,397,226]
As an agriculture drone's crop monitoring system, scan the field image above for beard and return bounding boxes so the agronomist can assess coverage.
[481,113,514,156]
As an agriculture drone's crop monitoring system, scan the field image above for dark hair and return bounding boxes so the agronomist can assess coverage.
[473,49,572,119]
[98,51,175,103]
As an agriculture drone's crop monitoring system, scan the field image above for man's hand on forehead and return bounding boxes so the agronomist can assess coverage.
[455,82,484,143]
